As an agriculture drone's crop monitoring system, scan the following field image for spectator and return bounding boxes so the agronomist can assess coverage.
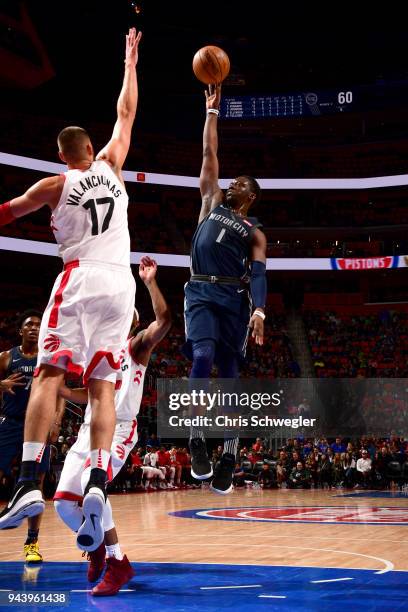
[343,451,357,488]
[276,451,290,488]
[257,463,277,489]
[331,437,346,454]
[157,445,176,488]
[319,453,333,488]
[252,437,263,452]
[288,461,311,489]
[356,449,372,488]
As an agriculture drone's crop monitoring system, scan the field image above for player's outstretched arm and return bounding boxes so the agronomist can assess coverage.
[58,383,88,405]
[248,229,267,346]
[0,175,64,227]
[130,256,172,365]
[96,27,142,175]
[198,83,224,224]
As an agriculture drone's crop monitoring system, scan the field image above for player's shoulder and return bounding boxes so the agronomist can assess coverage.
[251,226,266,242]
[0,348,12,369]
[93,158,110,170]
[37,174,65,197]
[128,333,147,365]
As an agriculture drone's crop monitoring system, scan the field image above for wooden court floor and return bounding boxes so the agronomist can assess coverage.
[0,489,406,572]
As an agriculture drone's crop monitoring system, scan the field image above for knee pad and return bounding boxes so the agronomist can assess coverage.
[191,340,216,378]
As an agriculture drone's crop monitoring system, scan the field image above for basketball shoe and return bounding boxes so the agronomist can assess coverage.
[76,482,106,552]
[85,542,106,582]
[24,541,43,563]
[92,555,135,596]
[210,453,235,494]
[0,481,44,529]
[189,438,213,480]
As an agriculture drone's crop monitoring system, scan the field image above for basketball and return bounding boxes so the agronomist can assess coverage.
[192,45,230,84]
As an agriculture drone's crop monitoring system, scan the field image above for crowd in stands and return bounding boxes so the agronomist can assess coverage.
[232,435,408,490]
[2,430,407,500]
[305,309,408,377]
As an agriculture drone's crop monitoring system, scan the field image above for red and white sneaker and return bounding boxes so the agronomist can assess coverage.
[91,555,135,596]
[85,542,106,582]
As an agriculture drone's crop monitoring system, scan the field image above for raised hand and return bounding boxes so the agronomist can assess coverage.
[204,83,221,110]
[139,256,158,285]
[125,27,142,68]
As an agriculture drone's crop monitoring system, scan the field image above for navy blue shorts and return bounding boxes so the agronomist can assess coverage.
[0,417,50,475]
[183,281,252,363]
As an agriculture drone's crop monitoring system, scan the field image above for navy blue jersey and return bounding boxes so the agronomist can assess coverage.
[191,204,262,278]
[1,346,36,420]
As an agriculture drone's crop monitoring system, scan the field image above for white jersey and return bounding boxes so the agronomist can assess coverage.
[84,339,146,424]
[52,160,130,266]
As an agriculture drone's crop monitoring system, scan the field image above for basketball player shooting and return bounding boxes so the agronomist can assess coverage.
[0,28,142,547]
[184,83,267,494]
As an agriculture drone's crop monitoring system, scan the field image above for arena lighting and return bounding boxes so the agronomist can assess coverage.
[2,152,408,189]
[0,236,405,271]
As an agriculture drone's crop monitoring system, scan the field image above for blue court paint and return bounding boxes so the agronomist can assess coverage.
[170,505,408,525]
[0,562,406,611]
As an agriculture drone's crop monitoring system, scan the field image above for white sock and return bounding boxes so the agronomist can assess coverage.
[22,442,45,463]
[223,437,239,458]
[90,448,110,472]
[106,543,123,560]
[190,428,205,441]
[102,499,114,532]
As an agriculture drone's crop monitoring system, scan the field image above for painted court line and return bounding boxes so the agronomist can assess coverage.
[259,595,287,599]
[200,584,262,590]
[311,577,354,584]
[140,543,394,575]
[71,589,136,593]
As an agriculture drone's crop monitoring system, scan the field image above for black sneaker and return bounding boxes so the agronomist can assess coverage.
[76,482,106,553]
[210,453,235,495]
[0,481,44,529]
[189,438,213,480]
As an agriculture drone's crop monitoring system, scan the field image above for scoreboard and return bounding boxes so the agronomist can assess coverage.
[220,79,408,119]
[221,90,354,119]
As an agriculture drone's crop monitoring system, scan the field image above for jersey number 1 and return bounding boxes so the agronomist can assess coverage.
[83,197,115,235]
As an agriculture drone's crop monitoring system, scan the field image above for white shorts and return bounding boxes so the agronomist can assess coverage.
[54,419,138,501]
[37,260,135,383]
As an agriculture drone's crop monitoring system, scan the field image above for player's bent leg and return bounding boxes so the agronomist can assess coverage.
[54,500,83,532]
